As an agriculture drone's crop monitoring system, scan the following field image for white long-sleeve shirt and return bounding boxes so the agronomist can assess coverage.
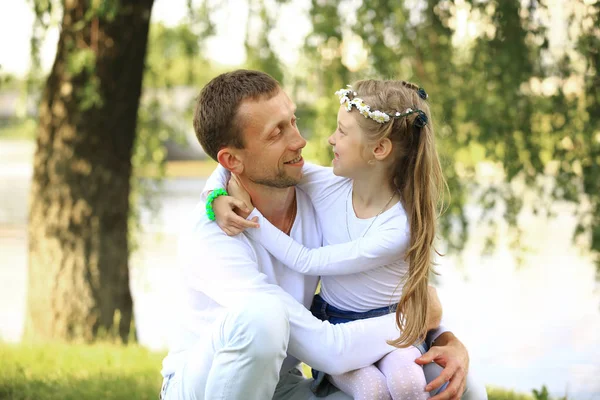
[204,163,410,312]
[161,187,400,378]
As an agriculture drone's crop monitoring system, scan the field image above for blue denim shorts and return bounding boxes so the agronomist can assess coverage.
[310,293,400,324]
[309,294,427,396]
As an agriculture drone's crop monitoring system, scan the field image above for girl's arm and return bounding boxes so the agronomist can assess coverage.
[245,207,409,275]
[202,165,259,234]
[201,164,230,201]
[206,162,348,237]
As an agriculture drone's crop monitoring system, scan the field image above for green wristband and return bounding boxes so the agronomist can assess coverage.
[206,188,228,221]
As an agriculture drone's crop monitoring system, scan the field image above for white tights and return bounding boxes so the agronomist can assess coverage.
[327,346,429,400]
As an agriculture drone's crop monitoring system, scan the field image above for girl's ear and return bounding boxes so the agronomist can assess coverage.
[217,148,245,175]
[372,137,393,161]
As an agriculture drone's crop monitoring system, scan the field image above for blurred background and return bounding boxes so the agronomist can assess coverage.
[0,0,599,399]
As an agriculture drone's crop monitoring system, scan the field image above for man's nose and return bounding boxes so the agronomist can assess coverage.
[328,133,335,145]
[290,129,307,150]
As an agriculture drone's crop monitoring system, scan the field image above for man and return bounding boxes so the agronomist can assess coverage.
[161,69,486,400]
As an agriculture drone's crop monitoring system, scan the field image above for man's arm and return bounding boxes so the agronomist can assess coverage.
[182,220,399,375]
[426,286,443,331]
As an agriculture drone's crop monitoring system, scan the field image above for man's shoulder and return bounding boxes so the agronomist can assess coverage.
[294,187,320,223]
[179,201,256,257]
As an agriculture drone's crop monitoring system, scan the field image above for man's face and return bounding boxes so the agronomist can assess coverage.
[236,89,306,188]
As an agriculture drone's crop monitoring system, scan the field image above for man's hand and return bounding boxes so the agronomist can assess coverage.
[415,332,469,400]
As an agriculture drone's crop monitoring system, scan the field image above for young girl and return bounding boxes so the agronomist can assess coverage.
[206,80,445,399]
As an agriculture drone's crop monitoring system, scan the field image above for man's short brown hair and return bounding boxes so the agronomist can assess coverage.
[193,70,281,161]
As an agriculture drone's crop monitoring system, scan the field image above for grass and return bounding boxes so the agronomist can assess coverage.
[0,342,165,400]
[0,118,37,140]
[0,342,558,400]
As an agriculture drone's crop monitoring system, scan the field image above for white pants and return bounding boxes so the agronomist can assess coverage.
[162,294,487,400]
[424,362,487,400]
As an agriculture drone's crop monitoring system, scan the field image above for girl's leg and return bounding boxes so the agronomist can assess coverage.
[328,365,392,400]
[377,347,430,400]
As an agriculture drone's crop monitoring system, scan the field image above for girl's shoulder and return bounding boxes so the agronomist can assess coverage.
[376,201,410,232]
[301,162,348,185]
[299,162,351,202]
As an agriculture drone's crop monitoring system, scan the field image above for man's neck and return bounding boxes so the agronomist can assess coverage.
[239,177,296,232]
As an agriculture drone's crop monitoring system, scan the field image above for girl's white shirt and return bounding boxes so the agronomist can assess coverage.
[204,162,410,312]
[202,163,448,346]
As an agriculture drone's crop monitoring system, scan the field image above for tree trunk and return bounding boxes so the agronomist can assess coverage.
[26,0,154,342]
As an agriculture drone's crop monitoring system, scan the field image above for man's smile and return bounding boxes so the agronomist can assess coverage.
[284,155,303,165]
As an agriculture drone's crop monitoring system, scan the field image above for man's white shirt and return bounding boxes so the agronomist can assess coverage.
[161,187,400,378]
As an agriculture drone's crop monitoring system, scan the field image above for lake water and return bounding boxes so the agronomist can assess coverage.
[1,140,599,399]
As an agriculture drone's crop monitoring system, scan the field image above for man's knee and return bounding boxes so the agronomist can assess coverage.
[224,295,290,359]
[462,372,487,400]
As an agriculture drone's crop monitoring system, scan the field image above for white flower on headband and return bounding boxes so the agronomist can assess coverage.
[335,86,426,125]
[336,88,390,124]
[335,88,352,98]
[350,98,368,114]
[345,98,353,111]
[370,110,390,123]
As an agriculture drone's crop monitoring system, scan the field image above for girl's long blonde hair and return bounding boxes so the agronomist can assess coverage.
[351,79,446,347]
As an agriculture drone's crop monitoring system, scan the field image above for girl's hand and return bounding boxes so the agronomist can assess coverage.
[212,178,259,236]
[228,174,254,213]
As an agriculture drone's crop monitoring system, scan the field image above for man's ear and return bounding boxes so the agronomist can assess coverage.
[217,148,244,174]
[372,138,393,161]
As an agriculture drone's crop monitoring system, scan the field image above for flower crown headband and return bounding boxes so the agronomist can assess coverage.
[334,85,429,128]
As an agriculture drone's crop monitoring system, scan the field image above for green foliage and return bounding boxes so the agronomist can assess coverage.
[487,386,533,400]
[532,385,567,400]
[86,0,120,21]
[24,1,227,257]
[244,0,284,83]
[144,23,213,87]
[129,18,214,251]
[66,48,103,110]
[0,342,164,400]
[0,68,16,90]
[298,0,600,270]
[24,0,599,272]
[487,385,568,400]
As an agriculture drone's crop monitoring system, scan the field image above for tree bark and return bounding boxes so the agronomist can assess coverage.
[26,0,154,342]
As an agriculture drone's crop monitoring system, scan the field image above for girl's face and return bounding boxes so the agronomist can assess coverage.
[328,106,370,178]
